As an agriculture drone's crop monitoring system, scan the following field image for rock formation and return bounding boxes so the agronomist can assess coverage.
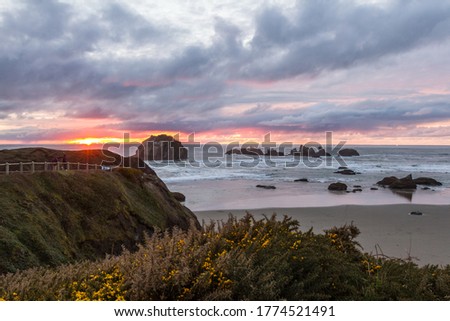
[137,134,188,161]
[328,182,348,191]
[338,148,360,157]
[413,177,442,186]
[226,147,264,156]
[377,174,417,189]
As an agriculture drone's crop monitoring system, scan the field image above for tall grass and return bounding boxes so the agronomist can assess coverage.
[1,213,449,301]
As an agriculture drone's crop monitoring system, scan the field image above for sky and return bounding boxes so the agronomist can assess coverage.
[1,0,450,146]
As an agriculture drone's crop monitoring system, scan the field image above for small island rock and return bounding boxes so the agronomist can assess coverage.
[338,148,360,157]
[413,177,442,186]
[328,182,348,191]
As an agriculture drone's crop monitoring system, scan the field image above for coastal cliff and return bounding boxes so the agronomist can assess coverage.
[0,165,199,274]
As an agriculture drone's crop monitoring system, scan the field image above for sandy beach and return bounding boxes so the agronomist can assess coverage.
[196,204,450,266]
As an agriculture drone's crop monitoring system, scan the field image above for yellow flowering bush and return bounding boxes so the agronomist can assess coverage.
[68,267,126,301]
[1,213,449,301]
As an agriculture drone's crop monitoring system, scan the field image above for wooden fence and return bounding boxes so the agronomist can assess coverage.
[0,161,113,175]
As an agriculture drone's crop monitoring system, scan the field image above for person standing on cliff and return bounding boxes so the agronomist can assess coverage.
[62,153,67,170]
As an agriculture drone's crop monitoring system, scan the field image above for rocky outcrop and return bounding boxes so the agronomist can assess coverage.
[413,177,442,186]
[171,192,186,202]
[294,178,309,182]
[291,145,331,158]
[390,175,417,189]
[338,148,360,157]
[377,174,417,189]
[377,175,442,189]
[377,176,399,186]
[242,147,264,156]
[328,182,348,191]
[137,134,188,161]
[265,149,285,156]
[226,147,264,156]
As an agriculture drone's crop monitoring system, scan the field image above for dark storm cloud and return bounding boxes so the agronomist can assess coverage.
[0,0,169,101]
[244,0,450,79]
[110,96,450,135]
[255,98,450,133]
[1,0,450,139]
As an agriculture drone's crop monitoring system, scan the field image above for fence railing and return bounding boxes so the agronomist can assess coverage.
[0,161,113,175]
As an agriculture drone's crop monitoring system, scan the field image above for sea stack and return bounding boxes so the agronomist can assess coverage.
[137,134,188,161]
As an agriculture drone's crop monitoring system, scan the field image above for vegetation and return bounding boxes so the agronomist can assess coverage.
[1,214,449,301]
[0,168,197,274]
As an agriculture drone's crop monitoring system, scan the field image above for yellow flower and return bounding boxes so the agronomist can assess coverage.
[261,239,270,248]
[290,240,301,250]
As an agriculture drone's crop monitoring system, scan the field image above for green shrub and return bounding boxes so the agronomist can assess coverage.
[1,213,449,301]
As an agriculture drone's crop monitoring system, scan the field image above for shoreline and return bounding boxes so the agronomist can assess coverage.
[195,204,450,266]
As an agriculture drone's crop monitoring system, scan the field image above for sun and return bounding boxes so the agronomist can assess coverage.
[68,137,122,145]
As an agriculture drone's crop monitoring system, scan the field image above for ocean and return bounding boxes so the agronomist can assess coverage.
[149,145,450,211]
[2,144,450,211]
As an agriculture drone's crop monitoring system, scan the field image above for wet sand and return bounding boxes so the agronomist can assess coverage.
[195,204,450,266]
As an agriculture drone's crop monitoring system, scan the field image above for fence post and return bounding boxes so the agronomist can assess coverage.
[44,161,47,171]
[95,164,98,171]
[67,162,70,170]
[31,161,35,173]
[20,162,23,173]
[77,162,80,170]
[5,163,9,175]
[86,163,89,172]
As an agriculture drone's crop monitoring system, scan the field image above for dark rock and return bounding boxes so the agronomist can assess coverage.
[265,149,284,156]
[171,192,186,202]
[370,187,379,190]
[377,175,428,190]
[413,177,442,186]
[334,169,357,175]
[338,148,360,157]
[313,148,331,157]
[352,188,363,192]
[256,185,276,189]
[409,211,423,216]
[377,176,399,187]
[422,187,431,191]
[292,145,330,157]
[328,182,348,191]
[243,147,263,156]
[138,134,188,161]
[227,147,263,156]
[294,178,309,182]
[225,148,241,155]
[390,174,417,189]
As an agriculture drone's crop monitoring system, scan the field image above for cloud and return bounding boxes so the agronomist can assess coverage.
[1,0,450,142]
[0,126,75,142]
[244,0,450,80]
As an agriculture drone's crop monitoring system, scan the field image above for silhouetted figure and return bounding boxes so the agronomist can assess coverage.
[62,153,67,170]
